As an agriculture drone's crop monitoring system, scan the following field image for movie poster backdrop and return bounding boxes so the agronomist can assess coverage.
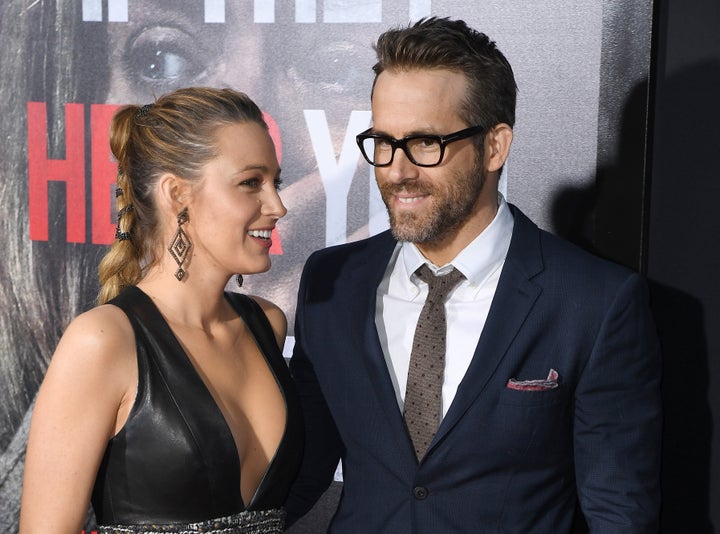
[0,0,652,530]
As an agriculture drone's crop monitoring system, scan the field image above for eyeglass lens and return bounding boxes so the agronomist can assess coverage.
[360,136,443,166]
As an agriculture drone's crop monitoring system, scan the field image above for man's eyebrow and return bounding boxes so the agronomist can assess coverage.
[368,129,442,138]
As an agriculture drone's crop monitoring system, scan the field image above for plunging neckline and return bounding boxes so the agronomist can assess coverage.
[130,286,288,510]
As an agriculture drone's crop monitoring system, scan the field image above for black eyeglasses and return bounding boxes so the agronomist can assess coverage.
[355,125,485,167]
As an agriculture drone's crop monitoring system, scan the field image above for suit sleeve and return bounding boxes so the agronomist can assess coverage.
[283,256,344,526]
[573,273,662,532]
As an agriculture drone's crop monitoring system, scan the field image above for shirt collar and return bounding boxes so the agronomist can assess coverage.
[400,194,514,288]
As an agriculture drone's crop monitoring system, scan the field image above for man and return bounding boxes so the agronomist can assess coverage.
[286,17,661,533]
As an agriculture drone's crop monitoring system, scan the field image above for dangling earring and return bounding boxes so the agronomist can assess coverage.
[236,274,244,287]
[168,207,192,281]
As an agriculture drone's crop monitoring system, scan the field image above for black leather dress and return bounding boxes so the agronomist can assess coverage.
[91,286,303,533]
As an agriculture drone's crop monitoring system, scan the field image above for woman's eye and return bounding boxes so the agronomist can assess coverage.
[240,178,260,188]
[240,177,281,190]
[123,27,206,89]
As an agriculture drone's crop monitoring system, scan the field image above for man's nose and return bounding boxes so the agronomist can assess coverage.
[383,146,420,182]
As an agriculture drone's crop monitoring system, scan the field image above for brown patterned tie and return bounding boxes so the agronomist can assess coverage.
[404,264,466,460]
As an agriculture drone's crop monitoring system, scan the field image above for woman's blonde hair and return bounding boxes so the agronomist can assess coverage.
[97,87,267,304]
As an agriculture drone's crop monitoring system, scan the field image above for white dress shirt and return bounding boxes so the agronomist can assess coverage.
[375,195,514,418]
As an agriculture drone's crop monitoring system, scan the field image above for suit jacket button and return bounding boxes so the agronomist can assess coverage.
[413,486,428,500]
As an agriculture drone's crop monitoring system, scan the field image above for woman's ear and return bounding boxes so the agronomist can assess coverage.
[158,173,191,213]
[484,123,514,173]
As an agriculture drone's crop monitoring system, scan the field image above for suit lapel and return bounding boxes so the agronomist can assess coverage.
[344,232,410,436]
[431,207,544,449]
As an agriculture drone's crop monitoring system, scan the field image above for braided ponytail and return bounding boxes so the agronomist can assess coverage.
[97,105,145,304]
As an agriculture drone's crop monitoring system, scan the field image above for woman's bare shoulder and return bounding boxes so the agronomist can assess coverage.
[51,304,135,377]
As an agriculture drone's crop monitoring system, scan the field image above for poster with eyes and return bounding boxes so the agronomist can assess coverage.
[0,0,652,530]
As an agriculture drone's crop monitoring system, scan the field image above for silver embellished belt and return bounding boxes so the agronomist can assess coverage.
[97,509,285,534]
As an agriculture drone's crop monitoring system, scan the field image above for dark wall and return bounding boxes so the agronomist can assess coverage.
[648,0,720,531]
[554,0,719,530]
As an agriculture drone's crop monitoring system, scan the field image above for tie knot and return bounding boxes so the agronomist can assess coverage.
[415,264,465,301]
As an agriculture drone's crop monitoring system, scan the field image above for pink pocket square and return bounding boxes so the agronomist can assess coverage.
[506,369,559,391]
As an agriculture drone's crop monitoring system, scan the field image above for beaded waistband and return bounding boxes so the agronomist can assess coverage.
[97,508,285,534]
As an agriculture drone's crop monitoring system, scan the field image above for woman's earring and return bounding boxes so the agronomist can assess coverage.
[168,207,191,281]
[236,274,243,287]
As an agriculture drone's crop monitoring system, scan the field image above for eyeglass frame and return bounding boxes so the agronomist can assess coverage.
[355,125,486,168]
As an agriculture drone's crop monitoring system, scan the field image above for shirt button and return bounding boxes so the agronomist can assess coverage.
[413,486,428,500]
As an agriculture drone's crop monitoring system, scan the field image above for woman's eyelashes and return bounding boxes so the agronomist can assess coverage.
[239,177,261,189]
[238,177,283,190]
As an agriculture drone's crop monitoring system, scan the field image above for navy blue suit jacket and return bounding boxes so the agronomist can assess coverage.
[286,206,661,533]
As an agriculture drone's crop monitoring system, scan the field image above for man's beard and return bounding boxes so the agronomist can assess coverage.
[379,158,486,244]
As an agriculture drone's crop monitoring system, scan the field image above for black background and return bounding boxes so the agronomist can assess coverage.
[648,0,720,531]
[591,0,720,530]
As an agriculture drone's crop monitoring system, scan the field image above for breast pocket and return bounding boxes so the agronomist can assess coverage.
[489,382,572,456]
[497,385,564,407]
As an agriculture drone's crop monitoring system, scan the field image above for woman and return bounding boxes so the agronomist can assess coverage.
[20,87,303,533]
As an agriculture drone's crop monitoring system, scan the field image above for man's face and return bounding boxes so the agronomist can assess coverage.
[371,68,488,248]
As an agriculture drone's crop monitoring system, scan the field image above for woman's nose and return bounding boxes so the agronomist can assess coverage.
[263,187,287,219]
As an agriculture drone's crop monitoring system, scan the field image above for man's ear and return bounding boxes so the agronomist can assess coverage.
[484,123,513,173]
[158,173,192,213]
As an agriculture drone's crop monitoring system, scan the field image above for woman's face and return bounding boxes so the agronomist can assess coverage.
[185,121,286,282]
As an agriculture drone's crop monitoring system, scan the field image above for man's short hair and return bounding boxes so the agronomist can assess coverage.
[372,17,517,133]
